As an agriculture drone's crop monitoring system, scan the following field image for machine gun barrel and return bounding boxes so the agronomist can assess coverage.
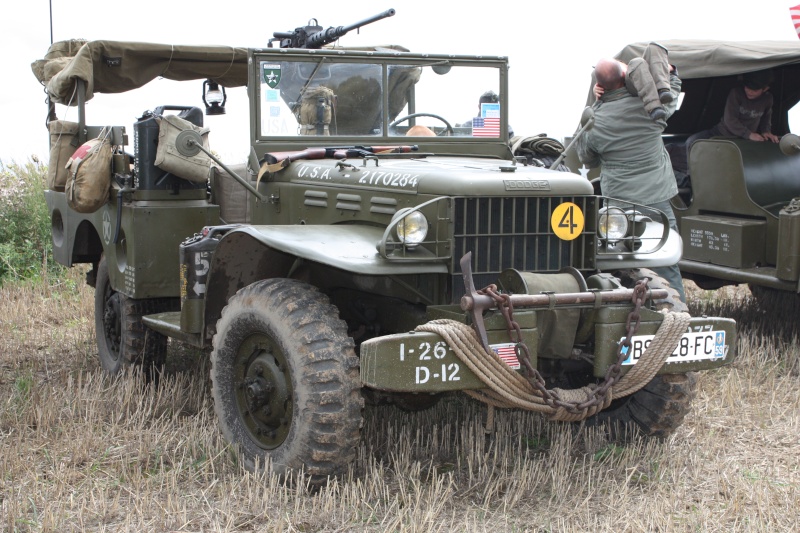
[304,8,396,49]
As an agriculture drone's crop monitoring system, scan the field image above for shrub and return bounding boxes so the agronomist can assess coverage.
[0,158,63,284]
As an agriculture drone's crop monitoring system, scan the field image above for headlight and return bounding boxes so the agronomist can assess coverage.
[394,209,429,247]
[598,207,629,240]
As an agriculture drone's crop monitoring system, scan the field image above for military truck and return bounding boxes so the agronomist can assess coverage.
[32,15,736,482]
[585,41,800,296]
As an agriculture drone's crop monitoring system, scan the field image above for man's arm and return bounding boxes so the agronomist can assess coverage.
[575,128,600,168]
[758,94,778,142]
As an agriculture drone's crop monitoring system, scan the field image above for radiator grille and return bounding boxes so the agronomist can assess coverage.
[451,196,597,301]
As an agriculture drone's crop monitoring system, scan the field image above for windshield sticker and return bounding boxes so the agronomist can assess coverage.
[481,102,500,118]
[262,64,281,88]
[265,89,279,102]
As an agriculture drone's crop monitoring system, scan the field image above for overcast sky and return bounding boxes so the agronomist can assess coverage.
[3,0,799,164]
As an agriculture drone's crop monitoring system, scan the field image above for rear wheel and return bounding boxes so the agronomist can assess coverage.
[94,255,173,378]
[211,279,363,483]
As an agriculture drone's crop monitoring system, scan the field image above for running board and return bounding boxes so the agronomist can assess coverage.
[142,311,204,347]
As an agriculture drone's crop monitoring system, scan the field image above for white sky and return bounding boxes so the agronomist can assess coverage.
[3,0,799,164]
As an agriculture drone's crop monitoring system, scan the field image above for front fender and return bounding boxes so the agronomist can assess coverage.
[228,225,448,276]
[203,224,448,339]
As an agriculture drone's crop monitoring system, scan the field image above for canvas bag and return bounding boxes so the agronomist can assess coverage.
[65,129,112,213]
[155,114,212,183]
[47,120,80,190]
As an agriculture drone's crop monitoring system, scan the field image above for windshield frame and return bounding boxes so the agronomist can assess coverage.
[248,47,510,155]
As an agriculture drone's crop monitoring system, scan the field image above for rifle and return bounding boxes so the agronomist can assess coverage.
[269,9,396,49]
[257,145,418,181]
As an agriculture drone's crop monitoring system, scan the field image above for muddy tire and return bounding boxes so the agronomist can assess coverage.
[614,268,688,313]
[211,279,363,483]
[95,255,173,378]
[587,372,697,438]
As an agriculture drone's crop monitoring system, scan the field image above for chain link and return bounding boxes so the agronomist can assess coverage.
[478,280,649,414]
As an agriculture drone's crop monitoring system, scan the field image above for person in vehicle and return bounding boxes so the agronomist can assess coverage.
[685,70,779,158]
[577,58,686,303]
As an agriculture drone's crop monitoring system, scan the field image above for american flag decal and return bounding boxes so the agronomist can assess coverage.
[472,117,500,137]
[490,343,520,369]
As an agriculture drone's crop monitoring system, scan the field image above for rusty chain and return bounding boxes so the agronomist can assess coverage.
[478,280,649,414]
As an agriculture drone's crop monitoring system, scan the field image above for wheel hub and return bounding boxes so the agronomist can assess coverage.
[235,340,293,449]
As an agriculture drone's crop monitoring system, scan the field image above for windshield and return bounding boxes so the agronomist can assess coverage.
[256,56,505,139]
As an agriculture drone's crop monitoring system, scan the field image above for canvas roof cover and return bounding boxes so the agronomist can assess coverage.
[616,40,800,78]
[32,40,249,105]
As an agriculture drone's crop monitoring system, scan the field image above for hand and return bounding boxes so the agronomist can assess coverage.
[748,132,766,142]
[763,132,780,143]
[593,84,605,100]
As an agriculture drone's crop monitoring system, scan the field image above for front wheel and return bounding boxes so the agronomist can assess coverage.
[587,373,697,438]
[211,279,363,482]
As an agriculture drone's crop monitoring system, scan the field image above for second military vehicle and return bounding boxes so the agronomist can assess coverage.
[589,40,800,297]
[33,13,736,482]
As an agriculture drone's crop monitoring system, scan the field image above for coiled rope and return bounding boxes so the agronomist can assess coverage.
[416,309,690,422]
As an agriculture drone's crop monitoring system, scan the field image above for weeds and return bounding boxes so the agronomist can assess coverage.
[0,158,63,285]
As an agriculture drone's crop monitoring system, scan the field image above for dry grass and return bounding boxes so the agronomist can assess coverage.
[2,273,799,532]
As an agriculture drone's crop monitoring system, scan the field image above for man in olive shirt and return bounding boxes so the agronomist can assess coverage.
[576,58,686,302]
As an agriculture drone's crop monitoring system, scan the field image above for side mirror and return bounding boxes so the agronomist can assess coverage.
[779,133,800,156]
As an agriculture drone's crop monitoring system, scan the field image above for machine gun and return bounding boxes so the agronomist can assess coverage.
[269,9,395,49]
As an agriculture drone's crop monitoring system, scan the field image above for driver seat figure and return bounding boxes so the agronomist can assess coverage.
[296,86,336,135]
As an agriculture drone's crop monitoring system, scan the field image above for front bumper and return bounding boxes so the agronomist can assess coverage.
[360,308,736,393]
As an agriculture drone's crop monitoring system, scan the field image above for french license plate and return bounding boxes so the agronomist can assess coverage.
[621,330,727,365]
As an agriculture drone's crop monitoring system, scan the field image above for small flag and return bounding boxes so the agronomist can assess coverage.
[472,117,500,137]
[791,4,800,37]
[490,343,520,369]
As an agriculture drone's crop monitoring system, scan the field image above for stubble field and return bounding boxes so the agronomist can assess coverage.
[1,269,799,532]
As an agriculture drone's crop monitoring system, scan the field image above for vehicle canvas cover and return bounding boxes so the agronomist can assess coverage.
[31,40,412,106]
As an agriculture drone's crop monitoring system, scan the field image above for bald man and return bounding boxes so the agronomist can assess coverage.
[576,57,686,303]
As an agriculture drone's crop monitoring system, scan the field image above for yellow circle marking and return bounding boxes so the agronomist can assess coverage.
[550,202,584,241]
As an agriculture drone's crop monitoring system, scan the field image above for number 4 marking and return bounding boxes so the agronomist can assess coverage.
[559,205,578,233]
[550,202,584,241]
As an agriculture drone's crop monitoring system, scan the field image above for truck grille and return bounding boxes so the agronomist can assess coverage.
[451,196,597,301]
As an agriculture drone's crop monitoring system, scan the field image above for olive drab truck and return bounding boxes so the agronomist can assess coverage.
[577,40,800,299]
[33,12,736,482]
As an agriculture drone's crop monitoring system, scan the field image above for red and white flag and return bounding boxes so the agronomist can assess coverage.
[472,117,500,137]
[490,343,521,369]
[791,4,800,37]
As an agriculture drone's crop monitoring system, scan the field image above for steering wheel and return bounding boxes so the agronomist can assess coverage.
[389,113,454,136]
